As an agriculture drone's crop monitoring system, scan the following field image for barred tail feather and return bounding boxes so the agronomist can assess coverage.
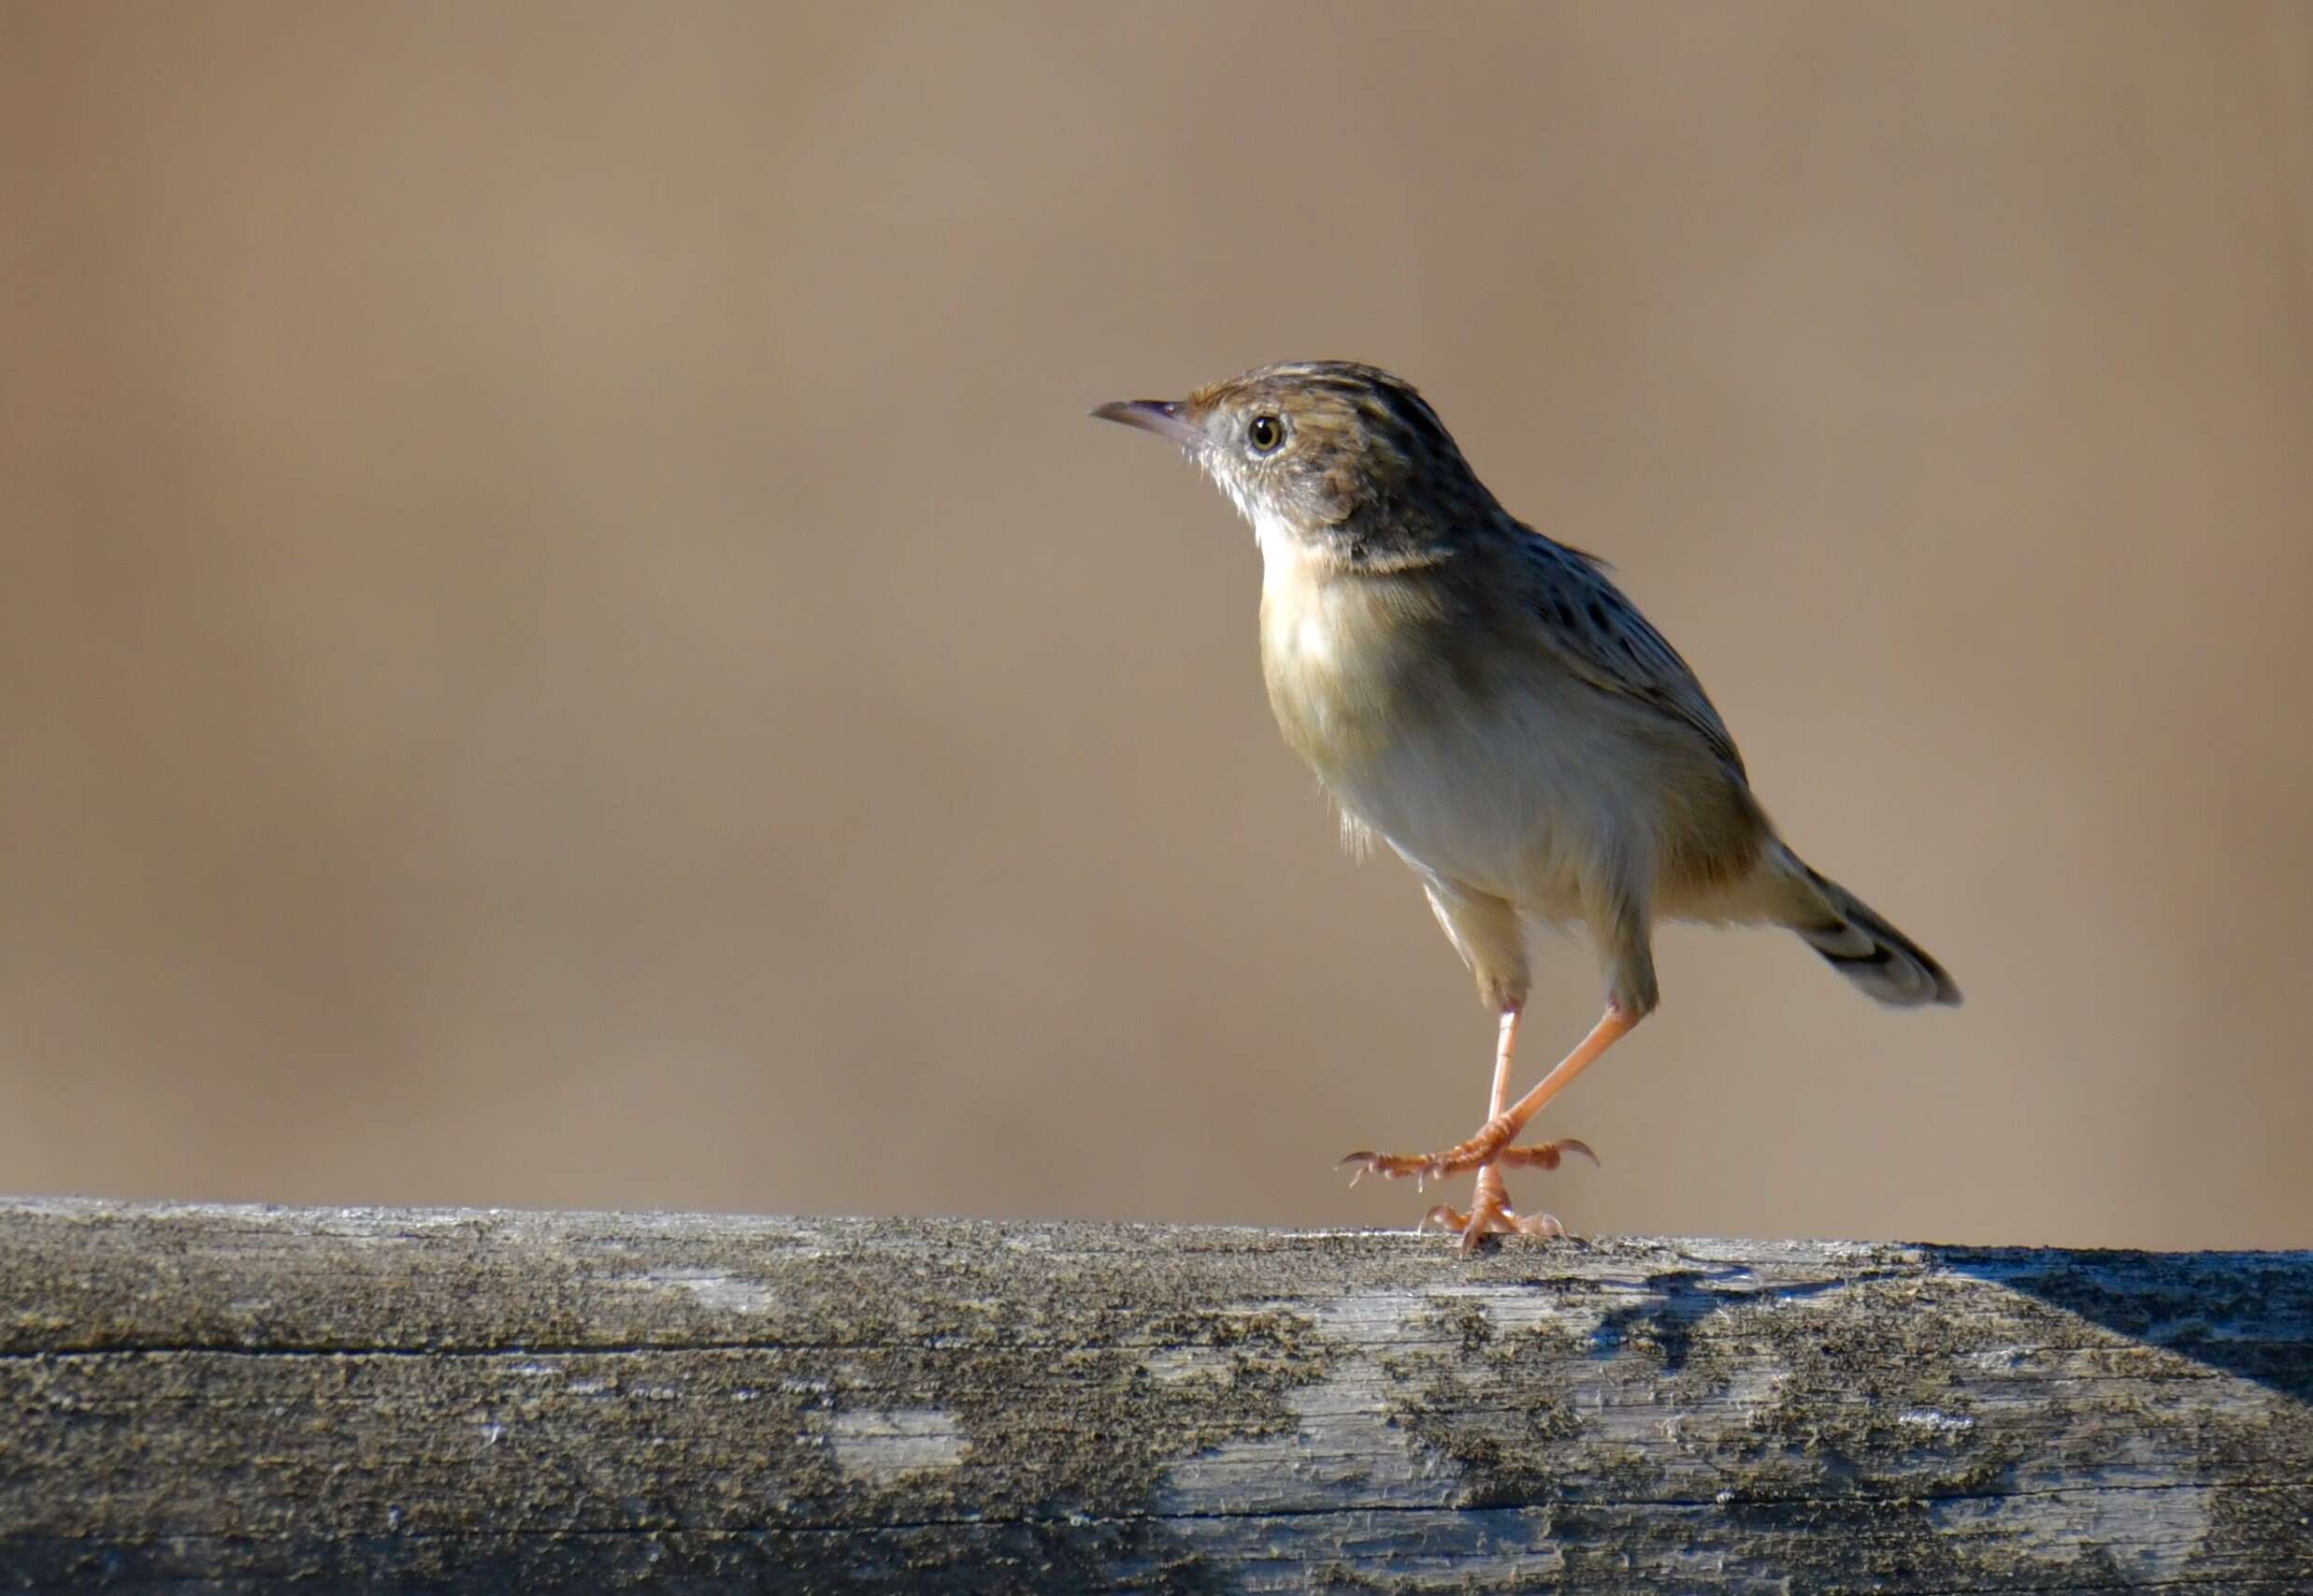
[1781,854,1961,1008]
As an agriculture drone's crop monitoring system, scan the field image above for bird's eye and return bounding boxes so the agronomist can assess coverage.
[1246,414,1285,454]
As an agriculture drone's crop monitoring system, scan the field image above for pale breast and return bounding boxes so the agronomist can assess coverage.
[1256,526,1451,764]
[1256,533,1744,919]
[1260,543,1564,910]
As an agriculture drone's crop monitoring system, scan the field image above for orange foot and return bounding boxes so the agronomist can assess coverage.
[1338,1131,1596,1186]
[1340,1139,1597,1252]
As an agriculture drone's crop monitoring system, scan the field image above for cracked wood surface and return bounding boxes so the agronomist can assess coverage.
[1,1200,2308,1592]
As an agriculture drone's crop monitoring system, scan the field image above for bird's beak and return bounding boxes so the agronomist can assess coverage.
[1091,398,1201,449]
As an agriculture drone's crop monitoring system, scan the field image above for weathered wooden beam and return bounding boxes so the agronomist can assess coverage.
[1,1200,2307,1591]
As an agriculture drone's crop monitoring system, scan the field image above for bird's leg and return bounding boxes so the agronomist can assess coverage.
[1427,1009,1532,1245]
[1420,1007,1598,1247]
[1342,1004,1632,1244]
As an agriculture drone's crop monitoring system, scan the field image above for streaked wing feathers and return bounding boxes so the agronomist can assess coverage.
[1516,531,1748,780]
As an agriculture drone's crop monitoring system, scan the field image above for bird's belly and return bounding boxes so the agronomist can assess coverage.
[1258,552,1702,917]
[1267,635,1613,915]
[1319,683,1614,915]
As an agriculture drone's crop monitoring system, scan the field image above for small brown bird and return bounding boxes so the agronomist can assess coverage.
[1095,361,1960,1248]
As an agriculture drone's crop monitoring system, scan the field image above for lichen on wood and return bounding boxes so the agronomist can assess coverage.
[2,1201,2308,1591]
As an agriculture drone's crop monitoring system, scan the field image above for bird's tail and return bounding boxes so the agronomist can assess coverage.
[1774,848,1961,1007]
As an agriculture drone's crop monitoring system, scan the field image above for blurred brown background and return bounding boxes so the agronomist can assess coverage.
[4,2,2308,1249]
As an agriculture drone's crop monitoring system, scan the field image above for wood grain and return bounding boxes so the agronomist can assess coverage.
[3,1201,2308,1591]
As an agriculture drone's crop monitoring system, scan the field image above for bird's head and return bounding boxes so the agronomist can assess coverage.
[1094,361,1495,565]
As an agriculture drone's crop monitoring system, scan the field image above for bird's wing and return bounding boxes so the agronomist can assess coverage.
[1516,530,1748,781]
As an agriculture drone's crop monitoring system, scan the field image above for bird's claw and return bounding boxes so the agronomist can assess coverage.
[1496,1138,1599,1172]
[1346,1136,1593,1247]
[1424,1199,1571,1248]
[1338,1137,1591,1183]
[1336,1150,1450,1186]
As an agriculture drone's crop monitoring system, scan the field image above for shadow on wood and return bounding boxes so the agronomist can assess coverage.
[2,1201,2308,1591]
